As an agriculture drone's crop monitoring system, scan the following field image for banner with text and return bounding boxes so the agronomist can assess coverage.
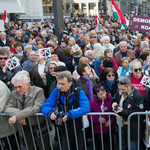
[131,15,150,33]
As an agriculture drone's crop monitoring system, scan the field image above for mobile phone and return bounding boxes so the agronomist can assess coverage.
[114,105,119,111]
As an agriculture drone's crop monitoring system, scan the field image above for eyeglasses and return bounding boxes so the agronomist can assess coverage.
[107,74,115,77]
[49,67,56,70]
[133,68,142,72]
[0,57,8,60]
[96,86,105,92]
[117,80,129,85]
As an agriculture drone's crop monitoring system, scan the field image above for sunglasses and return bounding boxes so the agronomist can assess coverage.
[96,86,105,92]
[107,74,115,77]
[133,68,142,72]
[49,67,56,70]
[117,80,129,85]
[0,57,8,60]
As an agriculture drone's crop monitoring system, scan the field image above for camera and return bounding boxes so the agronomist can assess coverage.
[54,111,65,126]
[114,105,119,111]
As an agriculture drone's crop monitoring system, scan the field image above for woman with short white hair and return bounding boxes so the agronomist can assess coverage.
[128,59,149,95]
[102,36,115,53]
[93,43,104,59]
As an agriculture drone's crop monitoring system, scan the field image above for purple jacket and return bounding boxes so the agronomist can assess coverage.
[89,93,114,133]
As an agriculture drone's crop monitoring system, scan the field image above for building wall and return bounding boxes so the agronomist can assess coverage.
[19,0,43,19]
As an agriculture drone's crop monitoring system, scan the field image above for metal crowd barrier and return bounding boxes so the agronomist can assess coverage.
[127,112,150,150]
[0,112,121,150]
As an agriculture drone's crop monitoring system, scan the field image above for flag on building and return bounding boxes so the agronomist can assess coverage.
[2,10,9,23]
[95,14,101,32]
[111,0,128,30]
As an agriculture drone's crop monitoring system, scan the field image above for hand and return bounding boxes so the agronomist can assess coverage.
[8,115,17,126]
[112,102,118,111]
[17,119,26,125]
[114,107,123,113]
[99,117,106,124]
[2,64,8,73]
[50,112,57,120]
[62,115,67,122]
[105,121,111,127]
[41,73,46,80]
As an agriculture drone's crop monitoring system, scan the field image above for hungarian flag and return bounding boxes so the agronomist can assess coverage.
[111,0,128,30]
[2,10,9,23]
[95,14,101,32]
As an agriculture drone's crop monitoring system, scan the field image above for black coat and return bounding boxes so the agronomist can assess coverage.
[54,46,63,61]
[101,80,118,97]
[111,87,143,141]
[0,38,10,47]
[63,55,74,73]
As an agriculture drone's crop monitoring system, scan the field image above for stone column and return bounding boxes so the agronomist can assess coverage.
[96,2,99,16]
[86,2,89,16]
[79,3,82,14]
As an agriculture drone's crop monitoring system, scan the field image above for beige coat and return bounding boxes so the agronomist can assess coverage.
[0,81,18,138]
[4,86,46,134]
[114,49,136,66]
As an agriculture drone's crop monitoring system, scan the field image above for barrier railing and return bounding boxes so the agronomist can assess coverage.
[0,112,121,150]
[127,112,150,150]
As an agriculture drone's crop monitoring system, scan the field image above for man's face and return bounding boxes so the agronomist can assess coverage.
[36,53,40,62]
[72,30,76,34]
[8,36,14,42]
[29,51,36,62]
[16,32,21,38]
[87,52,94,61]
[120,43,127,53]
[29,39,33,45]
[58,77,72,92]
[80,33,84,39]
[68,38,75,46]
[118,84,131,95]
[0,33,6,40]
[14,81,29,95]
[0,54,9,67]
[51,54,58,62]
[82,66,91,77]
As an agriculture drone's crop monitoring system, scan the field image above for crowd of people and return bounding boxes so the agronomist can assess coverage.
[0,15,150,150]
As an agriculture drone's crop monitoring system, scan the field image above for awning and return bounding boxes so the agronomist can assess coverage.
[0,0,25,15]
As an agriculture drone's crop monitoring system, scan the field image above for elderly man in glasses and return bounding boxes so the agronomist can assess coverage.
[111,77,143,150]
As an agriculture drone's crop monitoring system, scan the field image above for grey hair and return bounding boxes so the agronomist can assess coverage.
[0,32,6,36]
[84,50,93,57]
[119,41,127,46]
[79,30,85,35]
[129,59,143,70]
[26,50,36,59]
[15,30,21,34]
[41,31,47,36]
[103,36,110,41]
[49,29,53,33]
[57,71,72,83]
[93,43,104,59]
[24,44,32,51]
[141,41,148,48]
[50,40,57,45]
[11,73,29,84]
[69,37,75,42]
[16,70,30,78]
[91,30,96,34]
[82,27,87,30]
[46,61,59,72]
[117,77,131,86]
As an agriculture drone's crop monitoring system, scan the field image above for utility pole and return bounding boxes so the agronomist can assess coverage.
[53,0,65,41]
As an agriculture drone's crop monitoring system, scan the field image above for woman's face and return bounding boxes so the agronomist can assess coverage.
[104,39,110,45]
[49,64,57,75]
[97,89,106,100]
[132,65,142,78]
[82,66,91,77]
[122,59,129,69]
[106,50,112,58]
[37,44,44,49]
[106,71,115,83]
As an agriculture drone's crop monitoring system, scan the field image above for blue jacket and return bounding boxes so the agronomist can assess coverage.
[94,58,101,77]
[41,87,90,120]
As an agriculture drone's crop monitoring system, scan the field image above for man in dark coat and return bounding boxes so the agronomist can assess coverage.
[0,32,10,47]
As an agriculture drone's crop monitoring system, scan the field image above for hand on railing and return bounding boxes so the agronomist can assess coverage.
[105,120,111,127]
[17,118,26,125]
[8,115,17,126]
[99,117,106,124]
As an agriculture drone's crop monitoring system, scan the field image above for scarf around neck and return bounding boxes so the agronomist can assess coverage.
[81,76,93,101]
